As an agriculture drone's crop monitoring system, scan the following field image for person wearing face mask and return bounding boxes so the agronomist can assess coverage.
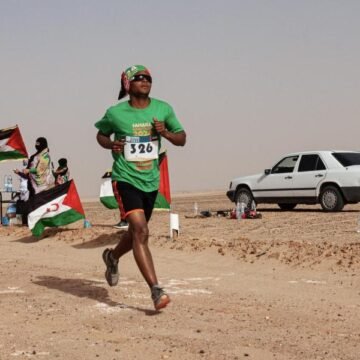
[14,137,54,196]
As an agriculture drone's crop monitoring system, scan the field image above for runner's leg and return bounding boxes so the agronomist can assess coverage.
[112,230,133,259]
[113,181,159,287]
[126,210,158,288]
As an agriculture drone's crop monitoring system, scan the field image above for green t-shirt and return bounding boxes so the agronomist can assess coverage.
[95,98,184,192]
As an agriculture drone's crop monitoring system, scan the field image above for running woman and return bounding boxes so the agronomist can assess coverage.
[95,65,186,310]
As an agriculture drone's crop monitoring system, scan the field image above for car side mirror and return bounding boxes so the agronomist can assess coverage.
[264,169,271,175]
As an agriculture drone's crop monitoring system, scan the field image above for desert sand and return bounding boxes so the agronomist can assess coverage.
[0,192,359,360]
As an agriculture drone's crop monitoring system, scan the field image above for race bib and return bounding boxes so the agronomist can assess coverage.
[124,136,159,162]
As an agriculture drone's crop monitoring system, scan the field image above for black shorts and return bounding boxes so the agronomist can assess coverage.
[115,181,158,222]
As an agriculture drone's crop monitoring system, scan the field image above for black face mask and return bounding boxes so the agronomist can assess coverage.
[35,137,48,153]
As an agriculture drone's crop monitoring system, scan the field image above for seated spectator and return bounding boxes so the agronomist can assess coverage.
[14,159,30,202]
[53,158,70,185]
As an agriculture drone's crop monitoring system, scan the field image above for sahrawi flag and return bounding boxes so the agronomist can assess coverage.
[28,180,85,236]
[99,170,118,209]
[0,125,28,162]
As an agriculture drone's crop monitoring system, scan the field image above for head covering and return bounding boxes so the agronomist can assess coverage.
[118,64,151,100]
[58,158,67,167]
[35,137,48,153]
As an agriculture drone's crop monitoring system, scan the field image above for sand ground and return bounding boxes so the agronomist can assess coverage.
[0,192,359,360]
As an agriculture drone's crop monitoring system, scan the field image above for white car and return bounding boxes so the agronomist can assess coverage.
[226,151,360,212]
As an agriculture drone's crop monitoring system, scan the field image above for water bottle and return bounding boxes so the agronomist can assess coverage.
[240,202,246,219]
[16,214,22,225]
[194,202,198,216]
[4,175,13,192]
[4,175,9,192]
[251,200,257,212]
[7,176,13,192]
[2,216,9,226]
[83,219,91,228]
[236,201,241,220]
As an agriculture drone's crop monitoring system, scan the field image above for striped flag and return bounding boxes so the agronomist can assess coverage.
[154,151,171,210]
[99,170,118,209]
[28,180,85,236]
[0,125,28,162]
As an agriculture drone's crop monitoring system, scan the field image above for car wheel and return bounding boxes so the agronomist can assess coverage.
[278,203,297,210]
[235,188,253,209]
[319,186,344,212]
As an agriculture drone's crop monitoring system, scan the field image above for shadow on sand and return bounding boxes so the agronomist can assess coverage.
[33,275,159,316]
[12,228,76,243]
[72,232,126,249]
[12,226,126,248]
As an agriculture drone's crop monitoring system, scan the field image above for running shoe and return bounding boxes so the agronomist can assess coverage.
[151,285,171,310]
[102,248,119,286]
[113,220,129,229]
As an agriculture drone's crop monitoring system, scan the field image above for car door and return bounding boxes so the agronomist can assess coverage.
[292,154,327,201]
[252,155,299,202]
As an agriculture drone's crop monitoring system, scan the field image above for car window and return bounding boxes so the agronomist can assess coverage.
[332,152,360,167]
[272,156,298,174]
[298,154,326,172]
[317,157,326,170]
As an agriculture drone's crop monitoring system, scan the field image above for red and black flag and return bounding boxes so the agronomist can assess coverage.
[0,125,28,162]
[28,180,85,236]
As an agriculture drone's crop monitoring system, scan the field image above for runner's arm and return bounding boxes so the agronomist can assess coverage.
[153,119,186,146]
[96,131,124,153]
[96,131,112,149]
[160,130,186,146]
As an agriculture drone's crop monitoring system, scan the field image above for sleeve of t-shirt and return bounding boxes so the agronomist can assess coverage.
[165,105,184,133]
[94,110,114,135]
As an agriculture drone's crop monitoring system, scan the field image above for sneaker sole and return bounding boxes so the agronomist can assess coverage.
[102,250,119,287]
[104,269,118,287]
[154,294,171,310]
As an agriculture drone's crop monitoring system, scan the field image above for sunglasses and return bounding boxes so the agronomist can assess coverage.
[131,74,152,83]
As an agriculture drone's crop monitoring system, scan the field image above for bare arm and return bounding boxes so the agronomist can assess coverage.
[53,167,68,176]
[160,130,186,146]
[153,119,186,146]
[96,131,124,153]
[13,169,29,179]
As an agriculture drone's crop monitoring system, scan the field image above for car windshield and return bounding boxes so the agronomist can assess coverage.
[332,152,360,167]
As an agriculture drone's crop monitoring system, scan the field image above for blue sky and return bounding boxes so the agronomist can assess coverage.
[1,0,359,197]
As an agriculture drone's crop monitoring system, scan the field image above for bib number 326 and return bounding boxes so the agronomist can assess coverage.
[124,136,158,162]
